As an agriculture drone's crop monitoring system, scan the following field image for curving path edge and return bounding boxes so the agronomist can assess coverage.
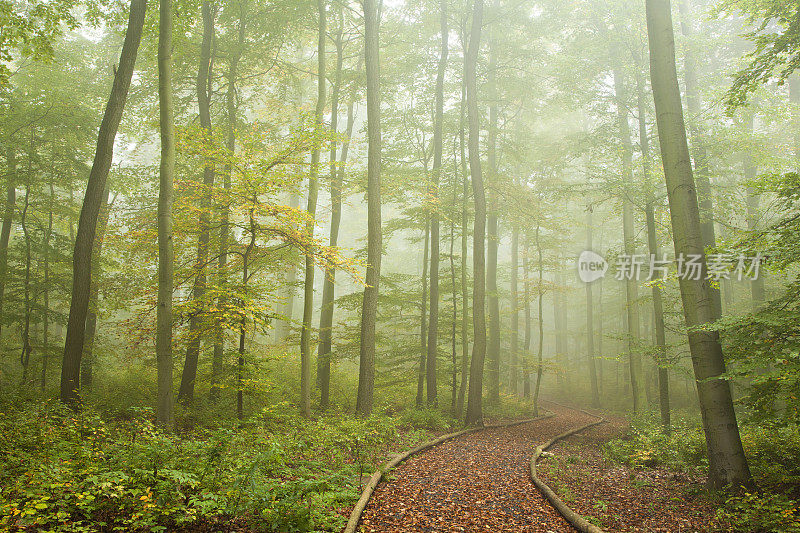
[529,402,606,533]
[342,412,555,533]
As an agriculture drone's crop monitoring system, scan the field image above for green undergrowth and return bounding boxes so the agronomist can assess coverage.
[604,411,800,532]
[0,397,441,533]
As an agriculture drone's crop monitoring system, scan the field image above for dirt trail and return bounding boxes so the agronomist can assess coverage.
[359,403,597,533]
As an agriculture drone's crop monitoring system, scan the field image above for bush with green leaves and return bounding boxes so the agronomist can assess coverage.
[0,396,435,532]
[717,491,800,533]
[605,411,800,532]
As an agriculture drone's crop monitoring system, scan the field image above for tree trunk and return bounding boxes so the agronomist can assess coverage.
[81,188,111,391]
[510,220,519,396]
[637,67,670,432]
[417,217,429,407]
[585,206,600,407]
[554,257,566,394]
[355,0,382,417]
[532,222,545,414]
[60,0,146,407]
[211,18,242,404]
[678,0,721,318]
[486,36,500,405]
[41,181,54,389]
[426,0,448,407]
[178,0,215,406]
[300,0,326,418]
[645,0,753,490]
[464,0,486,427]
[456,67,470,416]
[156,0,176,427]
[20,179,32,385]
[317,8,346,410]
[237,211,256,421]
[523,235,531,399]
[612,66,645,413]
[450,172,458,410]
[0,146,16,338]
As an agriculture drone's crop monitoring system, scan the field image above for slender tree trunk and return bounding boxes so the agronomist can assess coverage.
[237,211,256,421]
[156,0,176,427]
[486,36,500,404]
[81,188,111,391]
[678,0,721,318]
[212,13,244,403]
[355,0,381,416]
[523,235,531,399]
[532,222,545,414]
[60,0,146,407]
[0,146,16,338]
[646,0,753,489]
[554,258,565,394]
[613,66,645,413]
[20,179,32,385]
[637,68,671,432]
[456,59,470,417]
[178,0,215,406]
[300,0,326,418]
[511,216,519,395]
[417,217,429,407]
[464,0,486,427]
[426,0,448,406]
[317,8,345,410]
[41,181,53,389]
[597,276,603,392]
[450,175,458,409]
[585,206,600,407]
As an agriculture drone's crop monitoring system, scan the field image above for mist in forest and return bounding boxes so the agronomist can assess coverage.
[1,0,799,531]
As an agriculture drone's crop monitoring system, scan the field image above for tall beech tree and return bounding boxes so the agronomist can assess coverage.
[355,0,381,417]
[178,0,215,406]
[645,0,753,489]
[317,8,343,410]
[584,205,600,407]
[612,64,646,413]
[211,6,246,404]
[156,0,176,426]
[300,0,326,418]
[60,0,147,407]
[486,35,500,406]
[80,188,112,390]
[464,0,486,427]
[426,0,449,406]
[0,148,15,337]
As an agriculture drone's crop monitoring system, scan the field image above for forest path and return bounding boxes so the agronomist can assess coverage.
[358,402,598,532]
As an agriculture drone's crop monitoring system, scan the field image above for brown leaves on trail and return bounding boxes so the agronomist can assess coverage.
[359,404,598,532]
[536,416,719,532]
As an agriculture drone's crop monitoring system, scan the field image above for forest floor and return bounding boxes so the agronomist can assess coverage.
[357,402,721,532]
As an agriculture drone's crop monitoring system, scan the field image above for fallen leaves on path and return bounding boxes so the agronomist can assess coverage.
[359,404,597,532]
[536,414,719,532]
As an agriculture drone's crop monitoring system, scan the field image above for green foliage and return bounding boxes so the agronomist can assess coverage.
[0,396,435,532]
[717,492,800,533]
[396,407,458,431]
[717,171,800,427]
[606,412,800,532]
[603,413,708,470]
[716,0,800,111]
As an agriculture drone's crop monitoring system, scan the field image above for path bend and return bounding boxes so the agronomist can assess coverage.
[357,403,600,533]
